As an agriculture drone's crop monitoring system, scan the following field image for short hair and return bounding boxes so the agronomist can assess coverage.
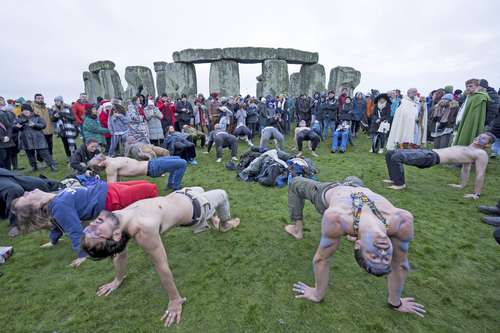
[465,79,479,86]
[34,93,43,99]
[354,248,392,277]
[85,138,99,145]
[483,132,496,143]
[11,197,52,233]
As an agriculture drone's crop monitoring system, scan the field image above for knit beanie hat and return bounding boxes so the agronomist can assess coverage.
[21,103,33,112]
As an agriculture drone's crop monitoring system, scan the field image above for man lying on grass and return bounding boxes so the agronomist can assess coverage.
[88,154,186,190]
[81,187,240,328]
[383,133,495,199]
[11,180,157,267]
[286,176,425,317]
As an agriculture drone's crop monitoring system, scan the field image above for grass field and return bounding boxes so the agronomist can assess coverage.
[1,132,499,333]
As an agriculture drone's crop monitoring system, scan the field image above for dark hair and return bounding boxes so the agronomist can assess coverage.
[354,248,392,277]
[85,138,99,145]
[85,104,96,116]
[11,198,52,233]
[34,93,43,99]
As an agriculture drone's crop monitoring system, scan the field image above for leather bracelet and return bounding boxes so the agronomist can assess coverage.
[388,299,402,309]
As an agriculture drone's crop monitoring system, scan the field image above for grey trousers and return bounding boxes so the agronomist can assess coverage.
[260,127,284,150]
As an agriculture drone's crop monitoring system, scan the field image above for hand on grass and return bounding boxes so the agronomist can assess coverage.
[292,281,320,303]
[97,278,124,296]
[393,297,426,317]
[161,297,186,327]
[447,184,463,189]
[70,256,87,268]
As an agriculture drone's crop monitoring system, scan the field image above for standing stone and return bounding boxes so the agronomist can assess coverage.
[123,66,156,101]
[261,60,289,97]
[98,69,124,100]
[209,60,240,97]
[83,71,104,104]
[299,64,326,96]
[89,60,116,73]
[256,75,263,98]
[154,62,197,99]
[328,66,361,96]
[289,73,302,97]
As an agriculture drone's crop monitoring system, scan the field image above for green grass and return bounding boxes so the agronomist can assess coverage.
[1,133,499,333]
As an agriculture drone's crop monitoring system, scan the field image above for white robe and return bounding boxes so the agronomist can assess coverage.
[386,96,426,149]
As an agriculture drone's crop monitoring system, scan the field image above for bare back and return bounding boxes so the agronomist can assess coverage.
[105,157,149,182]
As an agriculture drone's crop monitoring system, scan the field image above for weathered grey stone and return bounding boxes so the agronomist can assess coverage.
[89,60,115,73]
[277,48,318,64]
[97,69,124,100]
[154,61,167,72]
[173,48,223,64]
[123,66,156,101]
[172,47,318,65]
[223,47,277,64]
[256,82,263,98]
[261,60,289,97]
[83,71,104,103]
[328,66,361,96]
[289,72,302,97]
[156,62,197,99]
[300,64,326,96]
[209,60,240,97]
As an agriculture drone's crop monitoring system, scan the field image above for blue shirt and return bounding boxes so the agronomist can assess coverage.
[48,181,108,257]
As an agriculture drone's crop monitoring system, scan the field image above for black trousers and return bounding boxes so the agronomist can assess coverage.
[26,149,54,169]
[385,149,440,186]
[173,141,196,161]
[297,131,320,151]
[0,149,11,170]
[188,135,205,148]
[37,134,53,162]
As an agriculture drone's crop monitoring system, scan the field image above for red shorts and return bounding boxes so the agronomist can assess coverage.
[105,180,158,211]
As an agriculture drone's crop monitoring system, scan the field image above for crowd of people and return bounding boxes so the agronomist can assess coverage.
[0,77,499,328]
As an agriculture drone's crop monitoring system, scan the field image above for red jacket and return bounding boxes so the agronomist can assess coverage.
[99,110,112,139]
[72,101,90,125]
[157,100,176,127]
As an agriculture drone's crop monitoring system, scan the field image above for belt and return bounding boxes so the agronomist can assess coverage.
[176,190,202,227]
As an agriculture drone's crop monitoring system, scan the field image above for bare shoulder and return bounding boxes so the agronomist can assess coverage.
[392,209,414,241]
[321,208,347,238]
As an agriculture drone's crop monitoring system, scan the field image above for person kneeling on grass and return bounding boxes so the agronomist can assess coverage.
[124,136,170,161]
[81,187,240,328]
[285,176,425,317]
[11,179,157,267]
[88,154,186,190]
[383,132,494,199]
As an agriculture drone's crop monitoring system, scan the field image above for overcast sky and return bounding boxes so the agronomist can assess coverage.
[1,0,499,103]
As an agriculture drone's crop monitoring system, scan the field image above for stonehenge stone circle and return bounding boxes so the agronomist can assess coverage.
[83,48,360,101]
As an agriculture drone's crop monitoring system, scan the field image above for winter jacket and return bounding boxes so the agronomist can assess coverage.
[144,106,164,140]
[70,143,101,174]
[82,116,110,145]
[485,87,499,126]
[175,101,194,122]
[13,114,48,150]
[246,105,259,124]
[339,103,353,121]
[163,132,191,153]
[319,99,338,122]
[157,101,176,129]
[32,102,53,135]
[71,101,89,125]
[352,97,366,121]
[98,110,112,139]
[0,110,16,149]
[127,104,150,143]
[108,113,130,135]
[369,105,391,134]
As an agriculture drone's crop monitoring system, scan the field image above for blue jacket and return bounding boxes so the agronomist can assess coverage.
[163,132,190,153]
[48,181,108,257]
[352,98,366,121]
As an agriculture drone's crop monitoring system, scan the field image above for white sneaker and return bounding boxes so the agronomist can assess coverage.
[231,156,238,161]
[378,149,384,154]
[369,148,373,153]
[216,158,222,163]
[311,151,319,157]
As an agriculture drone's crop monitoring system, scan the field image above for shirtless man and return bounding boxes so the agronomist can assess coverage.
[81,187,240,327]
[88,154,186,190]
[383,133,495,199]
[285,176,425,317]
[124,136,170,160]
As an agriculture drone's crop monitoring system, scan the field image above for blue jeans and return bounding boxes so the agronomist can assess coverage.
[322,119,335,139]
[147,156,187,190]
[332,129,349,152]
[492,138,500,155]
[108,134,127,157]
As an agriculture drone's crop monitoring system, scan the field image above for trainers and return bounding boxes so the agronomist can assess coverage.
[231,156,238,162]
[331,150,337,154]
[8,226,19,238]
[216,158,222,163]
[378,149,384,154]
[189,159,198,166]
[369,148,373,153]
[49,164,57,172]
[311,151,319,157]
[297,152,303,157]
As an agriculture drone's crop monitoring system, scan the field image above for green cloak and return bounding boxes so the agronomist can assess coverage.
[453,92,489,146]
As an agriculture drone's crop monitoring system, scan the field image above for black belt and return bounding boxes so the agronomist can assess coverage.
[176,190,202,227]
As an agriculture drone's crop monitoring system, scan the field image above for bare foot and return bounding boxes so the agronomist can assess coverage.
[220,218,240,232]
[211,216,221,230]
[382,179,394,184]
[387,184,406,190]
[284,224,303,240]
